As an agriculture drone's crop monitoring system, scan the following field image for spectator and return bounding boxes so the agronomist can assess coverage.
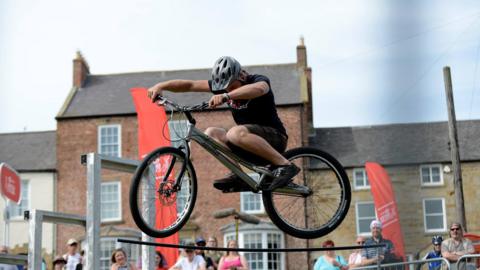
[169,240,206,270]
[0,246,18,270]
[361,220,395,266]
[441,222,474,270]
[195,237,214,270]
[111,248,138,270]
[348,236,365,268]
[63,238,82,270]
[218,239,248,270]
[421,235,444,270]
[313,240,348,270]
[205,237,222,270]
[156,250,168,270]
[53,255,67,270]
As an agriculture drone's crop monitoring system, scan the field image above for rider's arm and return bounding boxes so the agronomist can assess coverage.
[148,79,210,99]
[228,81,269,100]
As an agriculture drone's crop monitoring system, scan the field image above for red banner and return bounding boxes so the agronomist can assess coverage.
[365,162,405,261]
[131,88,178,268]
[0,163,21,204]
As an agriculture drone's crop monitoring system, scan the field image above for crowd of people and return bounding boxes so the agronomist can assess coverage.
[313,220,476,270]
[1,221,477,270]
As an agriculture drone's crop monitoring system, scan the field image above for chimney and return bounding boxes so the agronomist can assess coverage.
[73,51,90,88]
[296,36,307,68]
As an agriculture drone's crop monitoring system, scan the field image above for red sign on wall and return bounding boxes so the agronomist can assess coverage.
[0,163,21,204]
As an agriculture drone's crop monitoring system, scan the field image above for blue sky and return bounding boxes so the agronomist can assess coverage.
[1,0,479,133]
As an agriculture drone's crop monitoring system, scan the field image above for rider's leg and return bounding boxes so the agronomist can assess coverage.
[205,127,229,147]
[205,127,245,190]
[226,125,300,190]
[226,125,289,166]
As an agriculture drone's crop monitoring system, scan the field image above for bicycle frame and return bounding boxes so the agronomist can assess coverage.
[157,96,310,196]
[179,123,309,196]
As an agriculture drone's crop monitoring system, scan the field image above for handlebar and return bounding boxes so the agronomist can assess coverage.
[153,95,210,125]
[153,95,209,112]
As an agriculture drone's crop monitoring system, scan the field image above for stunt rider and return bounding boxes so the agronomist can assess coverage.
[147,56,299,190]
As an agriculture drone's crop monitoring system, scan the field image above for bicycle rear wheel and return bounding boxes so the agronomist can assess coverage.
[262,147,351,239]
[130,147,197,238]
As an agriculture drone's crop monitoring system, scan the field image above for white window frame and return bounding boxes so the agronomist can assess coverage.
[92,237,140,270]
[7,179,30,220]
[240,174,264,214]
[98,124,122,157]
[224,230,285,270]
[355,201,377,236]
[420,164,443,186]
[423,198,447,233]
[353,168,370,190]
[101,181,122,223]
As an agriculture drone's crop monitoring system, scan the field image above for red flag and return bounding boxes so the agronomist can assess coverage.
[131,88,178,268]
[0,163,21,204]
[365,162,405,261]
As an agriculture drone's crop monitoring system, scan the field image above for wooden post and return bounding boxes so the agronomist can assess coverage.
[443,66,467,231]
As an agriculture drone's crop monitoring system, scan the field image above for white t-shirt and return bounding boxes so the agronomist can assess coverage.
[173,255,206,270]
[0,263,18,270]
[63,252,82,270]
[348,252,362,265]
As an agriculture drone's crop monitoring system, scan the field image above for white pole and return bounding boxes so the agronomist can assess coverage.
[3,199,9,247]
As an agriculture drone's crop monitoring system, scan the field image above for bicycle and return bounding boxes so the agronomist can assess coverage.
[129,95,351,239]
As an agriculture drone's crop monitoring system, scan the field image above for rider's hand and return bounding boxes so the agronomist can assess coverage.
[208,94,225,108]
[147,84,163,101]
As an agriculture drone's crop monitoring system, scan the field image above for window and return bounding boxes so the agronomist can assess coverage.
[101,182,121,222]
[241,174,264,214]
[420,165,443,186]
[225,231,284,270]
[98,125,121,157]
[100,238,116,270]
[168,120,189,148]
[8,180,29,219]
[356,202,376,235]
[423,198,446,232]
[99,237,140,270]
[353,168,370,189]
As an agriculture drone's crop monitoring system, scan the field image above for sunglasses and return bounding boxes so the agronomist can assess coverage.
[357,241,365,244]
[450,227,461,231]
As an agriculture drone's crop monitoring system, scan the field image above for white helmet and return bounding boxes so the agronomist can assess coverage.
[211,56,242,93]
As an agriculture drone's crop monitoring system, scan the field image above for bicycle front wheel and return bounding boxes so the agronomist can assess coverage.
[130,147,197,238]
[262,147,351,239]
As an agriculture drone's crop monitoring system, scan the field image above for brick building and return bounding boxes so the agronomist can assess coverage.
[55,43,313,270]
[0,131,56,256]
[309,121,480,261]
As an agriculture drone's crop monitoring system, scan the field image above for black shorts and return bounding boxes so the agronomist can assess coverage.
[244,124,288,153]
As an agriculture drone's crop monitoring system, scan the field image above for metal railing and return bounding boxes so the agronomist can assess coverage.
[344,257,451,270]
[0,253,28,266]
[456,254,480,270]
[24,153,142,270]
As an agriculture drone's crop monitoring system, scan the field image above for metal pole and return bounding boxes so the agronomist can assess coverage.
[141,164,155,270]
[376,247,381,270]
[86,153,101,270]
[443,66,467,231]
[3,199,8,247]
[27,209,43,270]
[235,216,239,242]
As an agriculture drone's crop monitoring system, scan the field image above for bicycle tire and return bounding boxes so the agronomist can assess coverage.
[262,147,351,239]
[130,147,197,238]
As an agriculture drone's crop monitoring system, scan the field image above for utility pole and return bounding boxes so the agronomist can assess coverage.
[443,66,467,231]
